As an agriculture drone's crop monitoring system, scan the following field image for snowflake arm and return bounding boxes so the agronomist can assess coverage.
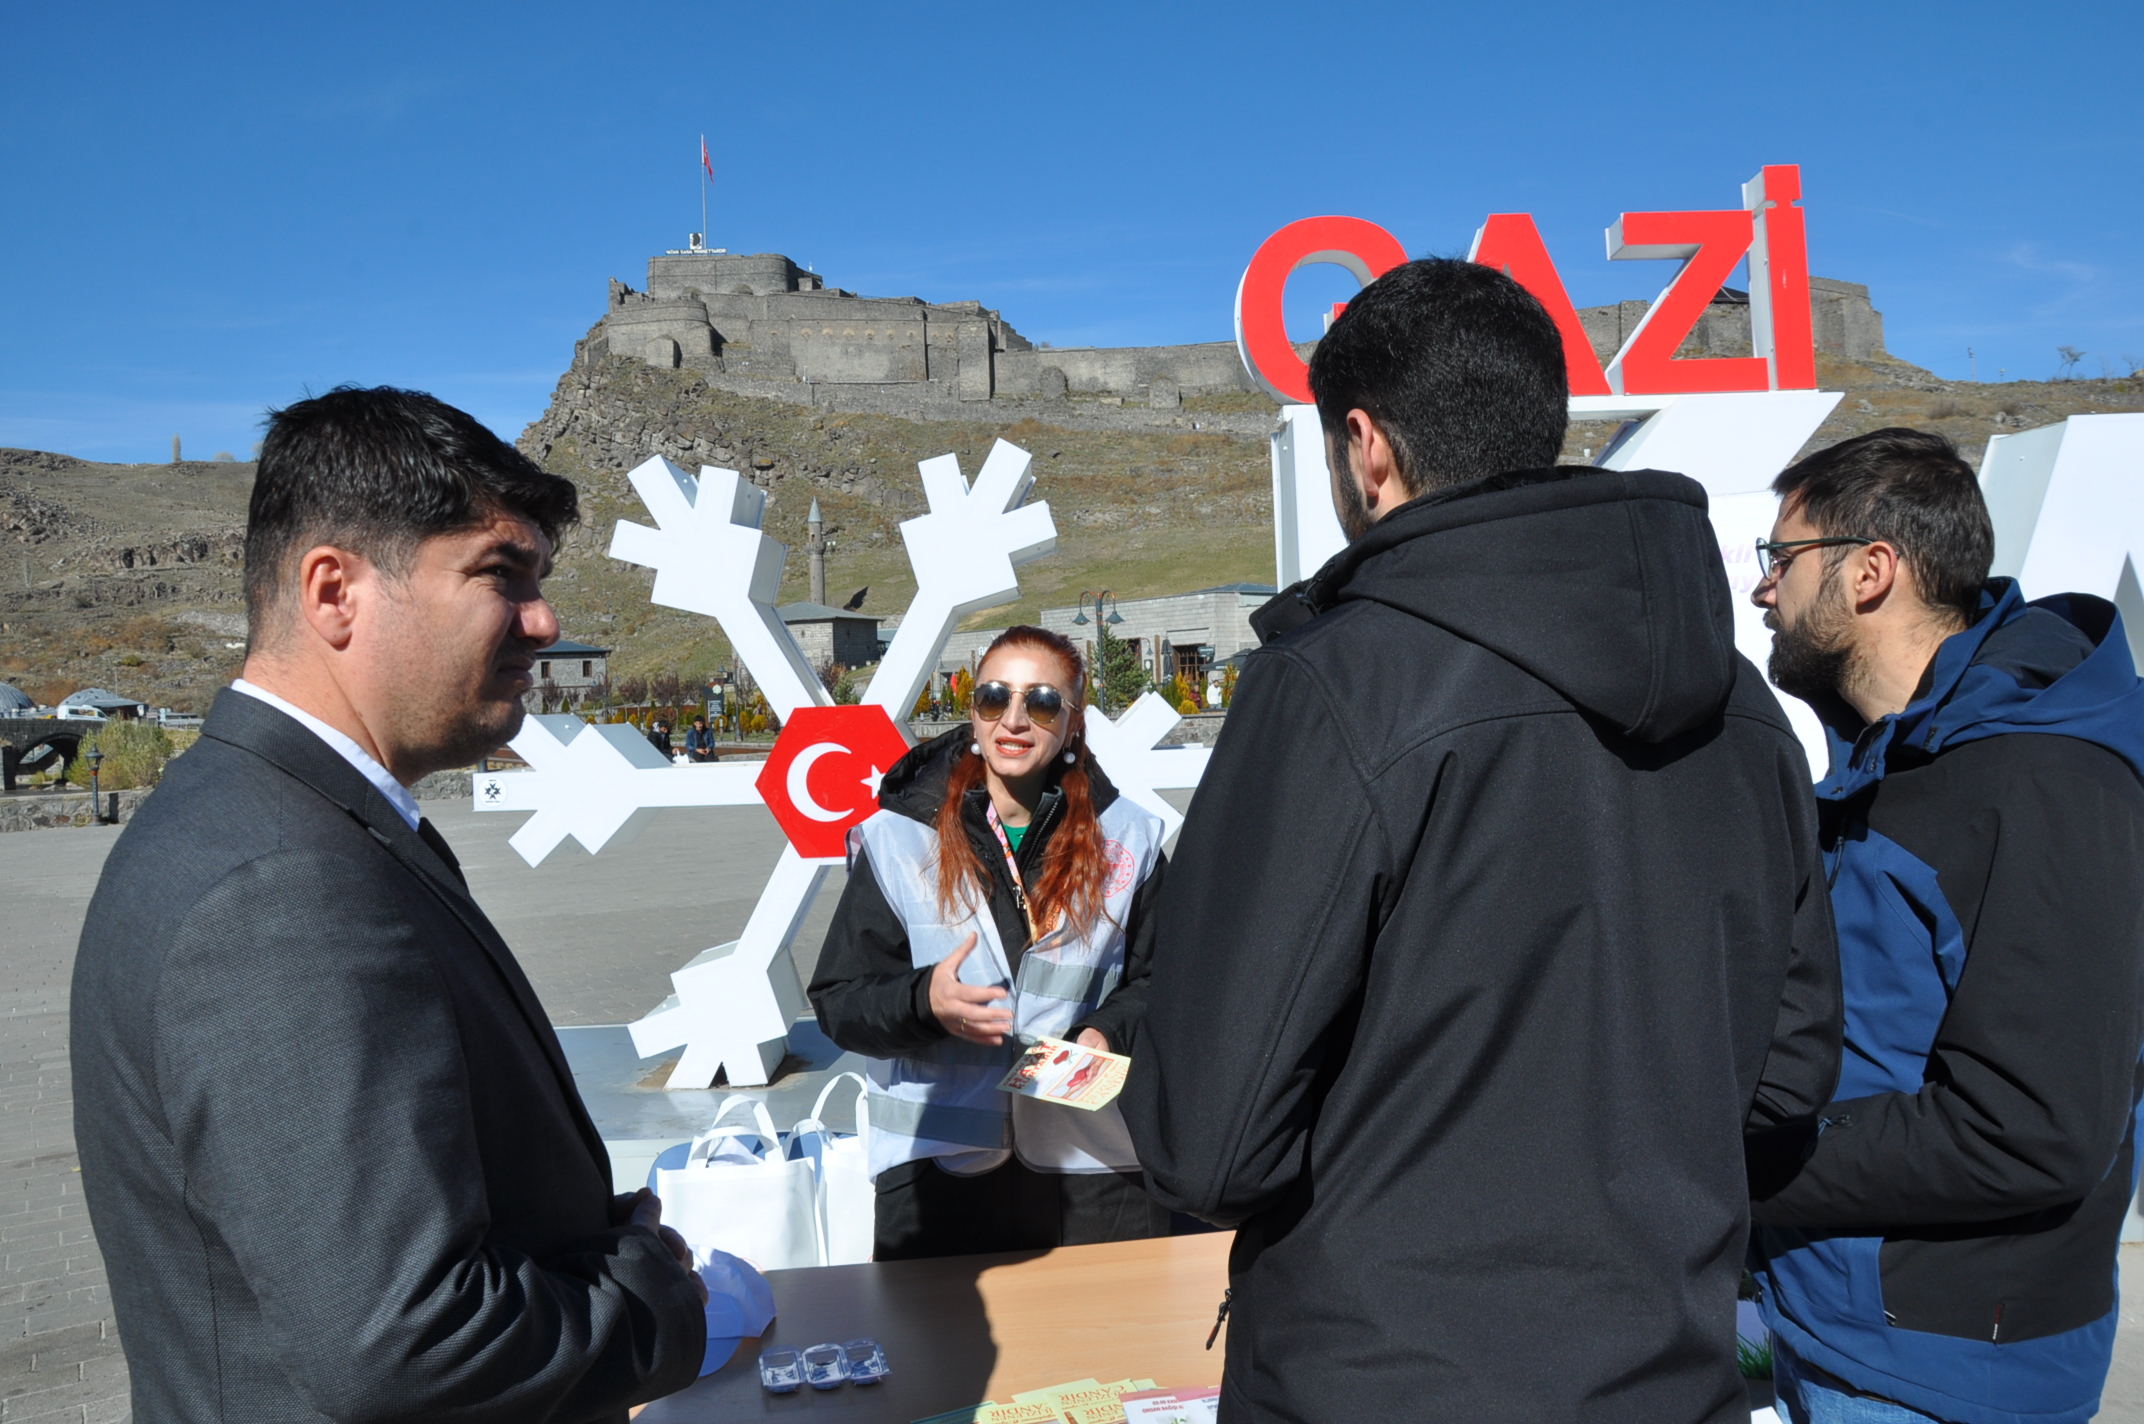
[1082,691,1213,840]
[607,457,827,721]
[865,440,1057,716]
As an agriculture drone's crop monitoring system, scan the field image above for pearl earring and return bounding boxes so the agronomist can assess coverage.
[1062,749,1076,764]
[970,741,981,755]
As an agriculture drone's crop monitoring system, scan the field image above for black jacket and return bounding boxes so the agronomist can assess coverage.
[1750,584,2144,1423]
[1122,467,1843,1424]
[71,691,706,1424]
[809,729,1166,1061]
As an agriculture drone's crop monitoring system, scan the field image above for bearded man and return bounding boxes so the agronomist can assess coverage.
[1748,427,2144,1424]
[72,387,708,1422]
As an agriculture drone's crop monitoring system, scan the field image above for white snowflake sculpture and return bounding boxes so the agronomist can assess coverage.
[476,439,1212,1088]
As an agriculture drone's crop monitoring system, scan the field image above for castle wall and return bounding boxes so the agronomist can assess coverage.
[1810,277,1887,361]
[1576,281,1885,365]
[996,342,1258,399]
[648,252,821,299]
[594,249,1891,407]
[602,292,718,368]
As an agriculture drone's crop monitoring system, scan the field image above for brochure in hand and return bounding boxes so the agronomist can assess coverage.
[996,1037,1130,1111]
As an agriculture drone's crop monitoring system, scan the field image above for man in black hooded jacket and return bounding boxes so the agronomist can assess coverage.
[1122,258,1843,1423]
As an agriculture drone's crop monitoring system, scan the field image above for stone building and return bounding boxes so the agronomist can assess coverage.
[596,247,1034,402]
[1576,278,1887,363]
[779,602,884,670]
[1042,584,1276,686]
[533,638,610,692]
[588,244,1268,408]
[933,584,1276,693]
[587,241,1892,410]
[57,688,147,720]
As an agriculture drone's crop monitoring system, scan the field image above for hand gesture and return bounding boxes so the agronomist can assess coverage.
[930,933,1013,1045]
[628,1188,709,1305]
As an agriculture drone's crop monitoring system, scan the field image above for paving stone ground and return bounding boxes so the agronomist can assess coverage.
[6,800,2143,1421]
[0,802,836,1423]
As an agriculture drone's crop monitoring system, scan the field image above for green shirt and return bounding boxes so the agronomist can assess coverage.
[1003,823,1028,854]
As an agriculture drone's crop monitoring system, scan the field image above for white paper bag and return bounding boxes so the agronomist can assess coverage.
[788,1073,873,1266]
[654,1095,823,1271]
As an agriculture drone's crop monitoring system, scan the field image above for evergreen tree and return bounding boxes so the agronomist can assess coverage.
[1093,624,1149,713]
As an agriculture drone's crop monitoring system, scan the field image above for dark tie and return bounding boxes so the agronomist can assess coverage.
[416,817,468,887]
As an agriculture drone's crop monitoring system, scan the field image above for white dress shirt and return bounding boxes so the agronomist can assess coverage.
[230,679,422,832]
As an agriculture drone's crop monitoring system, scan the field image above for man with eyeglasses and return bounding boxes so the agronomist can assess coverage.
[1745,427,2144,1424]
[1123,257,1844,1422]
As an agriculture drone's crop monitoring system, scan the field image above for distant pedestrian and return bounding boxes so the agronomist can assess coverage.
[684,715,717,763]
[647,717,673,760]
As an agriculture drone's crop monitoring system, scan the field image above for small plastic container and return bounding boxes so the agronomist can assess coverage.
[801,1343,848,1390]
[757,1347,802,1393]
[841,1338,890,1385]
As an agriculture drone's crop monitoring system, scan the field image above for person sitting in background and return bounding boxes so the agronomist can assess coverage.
[1747,429,2144,1424]
[646,717,673,760]
[810,626,1171,1260]
[684,715,716,763]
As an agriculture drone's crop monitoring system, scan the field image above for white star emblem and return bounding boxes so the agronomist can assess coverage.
[860,763,886,799]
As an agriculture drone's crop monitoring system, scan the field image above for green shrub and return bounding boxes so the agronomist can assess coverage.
[65,722,194,790]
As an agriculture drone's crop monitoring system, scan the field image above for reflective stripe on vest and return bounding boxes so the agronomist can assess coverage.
[856,793,1163,1177]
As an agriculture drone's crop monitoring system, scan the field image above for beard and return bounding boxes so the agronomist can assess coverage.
[1330,440,1374,543]
[1767,571,1855,703]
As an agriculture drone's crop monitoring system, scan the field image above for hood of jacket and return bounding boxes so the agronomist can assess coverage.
[875,725,1124,825]
[1267,466,1739,744]
[1820,576,2144,801]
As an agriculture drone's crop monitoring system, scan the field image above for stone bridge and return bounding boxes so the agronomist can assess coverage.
[0,719,103,790]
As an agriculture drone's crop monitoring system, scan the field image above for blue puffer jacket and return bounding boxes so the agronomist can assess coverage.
[1752,578,2144,1424]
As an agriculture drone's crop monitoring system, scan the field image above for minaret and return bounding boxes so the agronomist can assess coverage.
[807,498,827,606]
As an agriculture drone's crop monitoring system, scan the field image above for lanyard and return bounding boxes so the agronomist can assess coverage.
[984,803,1043,942]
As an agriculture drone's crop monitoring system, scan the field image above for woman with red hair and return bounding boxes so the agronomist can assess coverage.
[810,626,1172,1260]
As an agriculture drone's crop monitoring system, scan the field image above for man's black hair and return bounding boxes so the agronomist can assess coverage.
[244,385,579,645]
[1307,256,1569,496]
[1771,427,1992,619]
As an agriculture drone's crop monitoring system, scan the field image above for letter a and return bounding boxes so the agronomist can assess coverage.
[1468,215,1612,397]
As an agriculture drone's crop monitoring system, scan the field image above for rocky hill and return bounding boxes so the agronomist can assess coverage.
[5,352,2140,713]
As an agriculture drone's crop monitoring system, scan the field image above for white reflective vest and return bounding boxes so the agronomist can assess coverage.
[853,795,1164,1179]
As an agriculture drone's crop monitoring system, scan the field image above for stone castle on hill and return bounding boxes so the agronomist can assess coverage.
[580,240,1889,413]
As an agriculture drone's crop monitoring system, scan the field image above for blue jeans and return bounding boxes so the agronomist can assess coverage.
[1773,1339,1952,1424]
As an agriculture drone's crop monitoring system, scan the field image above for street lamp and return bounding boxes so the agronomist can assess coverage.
[1072,591,1125,713]
[85,743,105,824]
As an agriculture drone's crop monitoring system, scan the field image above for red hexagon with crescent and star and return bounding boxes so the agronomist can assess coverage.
[756,705,911,859]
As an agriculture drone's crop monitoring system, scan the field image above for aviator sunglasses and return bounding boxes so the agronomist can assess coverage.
[972,681,1067,728]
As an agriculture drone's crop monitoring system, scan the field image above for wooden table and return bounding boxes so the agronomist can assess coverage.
[637,1233,1232,1422]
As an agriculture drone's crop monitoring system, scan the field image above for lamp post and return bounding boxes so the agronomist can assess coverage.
[1071,590,1125,714]
[85,743,105,824]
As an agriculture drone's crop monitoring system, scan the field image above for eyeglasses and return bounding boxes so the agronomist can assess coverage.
[1755,536,1877,579]
[973,681,1067,728]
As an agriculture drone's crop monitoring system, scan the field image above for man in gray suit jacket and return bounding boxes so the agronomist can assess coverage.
[72,387,709,1422]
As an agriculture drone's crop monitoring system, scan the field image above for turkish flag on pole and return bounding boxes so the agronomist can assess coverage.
[702,136,714,183]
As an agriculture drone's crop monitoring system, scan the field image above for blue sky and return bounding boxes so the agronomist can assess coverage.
[3,1,2136,463]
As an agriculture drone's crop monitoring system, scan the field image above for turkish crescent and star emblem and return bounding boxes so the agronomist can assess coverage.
[755,704,912,859]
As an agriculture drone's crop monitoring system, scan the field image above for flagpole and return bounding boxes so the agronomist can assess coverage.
[699,134,707,245]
